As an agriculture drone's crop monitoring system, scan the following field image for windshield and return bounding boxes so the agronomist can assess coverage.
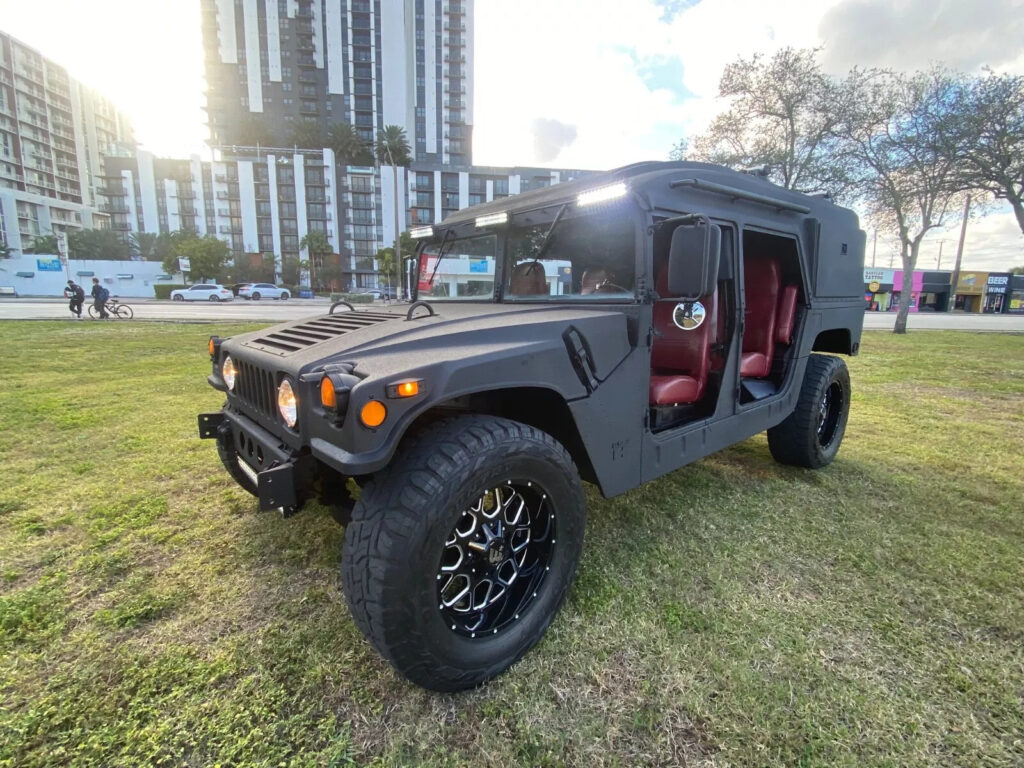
[416,209,636,302]
[504,210,636,301]
[418,234,497,300]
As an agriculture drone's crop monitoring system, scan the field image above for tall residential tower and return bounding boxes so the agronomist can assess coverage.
[202,0,472,167]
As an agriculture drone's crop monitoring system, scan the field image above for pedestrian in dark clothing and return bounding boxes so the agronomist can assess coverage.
[65,280,85,319]
[90,277,110,319]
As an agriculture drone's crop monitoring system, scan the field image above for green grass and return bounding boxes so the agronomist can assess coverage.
[0,321,1022,767]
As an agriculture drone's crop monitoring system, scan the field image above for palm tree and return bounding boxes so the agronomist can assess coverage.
[327,122,374,166]
[299,230,333,290]
[288,118,324,150]
[375,125,413,297]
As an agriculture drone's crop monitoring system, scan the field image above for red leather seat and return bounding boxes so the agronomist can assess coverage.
[649,269,717,406]
[741,257,799,377]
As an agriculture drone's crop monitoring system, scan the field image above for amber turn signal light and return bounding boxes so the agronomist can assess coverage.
[386,379,422,399]
[360,400,387,428]
[320,376,337,409]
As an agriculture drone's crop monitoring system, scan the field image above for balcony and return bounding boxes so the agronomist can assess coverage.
[443,22,466,32]
[219,224,242,234]
[101,204,129,213]
[298,56,316,69]
[175,190,197,199]
[214,173,227,183]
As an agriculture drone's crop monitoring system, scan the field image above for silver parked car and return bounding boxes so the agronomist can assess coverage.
[170,284,234,302]
[239,283,291,300]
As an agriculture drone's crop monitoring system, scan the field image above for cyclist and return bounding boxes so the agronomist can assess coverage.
[90,277,110,319]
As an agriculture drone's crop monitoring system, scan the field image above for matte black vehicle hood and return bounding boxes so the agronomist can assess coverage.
[233,302,633,381]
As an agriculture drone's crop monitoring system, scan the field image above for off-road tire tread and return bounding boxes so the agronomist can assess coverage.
[767,353,850,468]
[342,414,584,691]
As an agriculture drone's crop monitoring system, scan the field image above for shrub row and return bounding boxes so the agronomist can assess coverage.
[153,284,187,300]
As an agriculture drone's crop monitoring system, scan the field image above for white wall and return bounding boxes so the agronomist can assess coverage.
[0,254,181,298]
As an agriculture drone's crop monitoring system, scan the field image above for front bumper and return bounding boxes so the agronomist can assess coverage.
[198,410,314,513]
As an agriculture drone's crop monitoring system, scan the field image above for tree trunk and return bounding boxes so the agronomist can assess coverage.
[893,242,917,334]
[1007,192,1024,237]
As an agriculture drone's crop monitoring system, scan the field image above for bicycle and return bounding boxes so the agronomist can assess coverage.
[89,297,134,320]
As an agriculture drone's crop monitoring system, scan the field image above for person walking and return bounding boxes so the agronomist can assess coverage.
[90,277,110,319]
[65,279,85,319]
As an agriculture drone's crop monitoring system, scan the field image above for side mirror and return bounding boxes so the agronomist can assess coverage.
[667,221,721,298]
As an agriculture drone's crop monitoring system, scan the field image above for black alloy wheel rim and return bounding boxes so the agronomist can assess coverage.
[437,481,555,638]
[817,381,844,447]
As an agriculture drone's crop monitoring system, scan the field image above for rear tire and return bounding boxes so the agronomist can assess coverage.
[768,354,851,469]
[341,414,586,691]
[209,295,219,302]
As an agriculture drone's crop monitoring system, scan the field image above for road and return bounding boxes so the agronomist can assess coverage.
[2,297,1024,331]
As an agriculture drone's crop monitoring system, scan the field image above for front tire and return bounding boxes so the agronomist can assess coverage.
[172,294,184,301]
[768,354,851,468]
[251,292,261,300]
[115,304,133,320]
[209,295,220,302]
[279,292,289,300]
[342,414,586,691]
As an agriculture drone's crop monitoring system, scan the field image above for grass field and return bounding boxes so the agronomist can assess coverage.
[0,321,1022,767]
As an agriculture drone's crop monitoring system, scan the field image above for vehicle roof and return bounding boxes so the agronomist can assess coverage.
[440,161,849,227]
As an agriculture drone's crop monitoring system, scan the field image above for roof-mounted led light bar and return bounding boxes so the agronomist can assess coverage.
[475,212,508,228]
[410,225,434,239]
[577,182,628,207]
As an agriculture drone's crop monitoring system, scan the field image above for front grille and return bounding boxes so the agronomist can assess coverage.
[243,311,397,355]
[233,359,278,420]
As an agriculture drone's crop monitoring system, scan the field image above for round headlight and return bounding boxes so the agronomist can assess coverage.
[222,355,236,390]
[277,378,298,428]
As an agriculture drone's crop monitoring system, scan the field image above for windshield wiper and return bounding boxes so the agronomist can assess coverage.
[426,229,455,289]
[529,203,568,264]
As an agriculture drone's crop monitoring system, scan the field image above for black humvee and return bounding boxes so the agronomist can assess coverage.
[199,161,865,691]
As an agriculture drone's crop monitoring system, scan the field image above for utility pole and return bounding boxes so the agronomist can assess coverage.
[950,195,971,311]
[936,240,944,269]
[871,229,877,268]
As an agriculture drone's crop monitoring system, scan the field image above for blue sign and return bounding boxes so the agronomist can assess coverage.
[37,258,62,272]
[469,259,489,274]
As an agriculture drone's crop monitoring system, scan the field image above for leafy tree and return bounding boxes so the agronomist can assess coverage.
[288,118,324,149]
[376,246,396,292]
[376,125,413,297]
[948,71,1024,235]
[25,234,58,254]
[299,230,333,290]
[228,253,276,283]
[327,122,374,166]
[835,68,970,334]
[280,255,302,286]
[668,138,688,161]
[689,48,850,198]
[68,228,133,261]
[1009,265,1024,275]
[129,232,159,261]
[164,234,231,282]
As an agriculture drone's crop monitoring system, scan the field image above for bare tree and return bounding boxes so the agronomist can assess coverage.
[951,72,1024,235]
[835,68,970,333]
[690,48,850,198]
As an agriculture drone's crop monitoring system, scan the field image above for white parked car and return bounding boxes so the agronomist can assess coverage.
[170,284,234,302]
[239,282,291,300]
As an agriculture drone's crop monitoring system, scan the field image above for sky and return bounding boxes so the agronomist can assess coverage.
[1,0,1022,269]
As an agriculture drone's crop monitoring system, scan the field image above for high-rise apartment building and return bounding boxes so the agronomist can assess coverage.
[0,31,135,253]
[202,0,473,167]
[195,0,589,291]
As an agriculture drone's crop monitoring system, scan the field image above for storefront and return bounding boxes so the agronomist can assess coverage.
[984,273,1011,313]
[891,269,923,312]
[953,271,988,313]
[1009,275,1024,314]
[863,268,895,311]
[919,271,952,312]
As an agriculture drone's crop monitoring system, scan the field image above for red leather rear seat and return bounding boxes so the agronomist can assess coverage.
[650,268,717,406]
[741,258,798,377]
